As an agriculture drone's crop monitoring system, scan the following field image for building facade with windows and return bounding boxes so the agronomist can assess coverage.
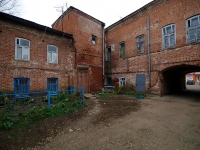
[52,6,105,93]
[105,0,200,94]
[0,12,75,94]
[1,0,200,95]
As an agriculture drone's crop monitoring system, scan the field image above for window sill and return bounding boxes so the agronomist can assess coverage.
[15,59,30,62]
[48,62,58,64]
[162,46,176,50]
[187,41,200,45]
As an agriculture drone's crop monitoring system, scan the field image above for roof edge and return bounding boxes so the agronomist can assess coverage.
[0,11,73,39]
[105,0,157,31]
[52,6,105,27]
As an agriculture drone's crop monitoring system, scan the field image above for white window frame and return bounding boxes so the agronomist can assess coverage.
[92,35,96,45]
[162,24,176,49]
[119,42,126,58]
[119,77,126,87]
[186,15,200,44]
[47,45,58,64]
[106,47,111,61]
[136,35,145,54]
[15,37,30,61]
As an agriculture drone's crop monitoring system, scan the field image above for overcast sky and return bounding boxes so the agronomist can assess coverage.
[19,0,153,28]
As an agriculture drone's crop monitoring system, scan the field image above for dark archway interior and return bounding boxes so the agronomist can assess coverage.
[161,64,200,95]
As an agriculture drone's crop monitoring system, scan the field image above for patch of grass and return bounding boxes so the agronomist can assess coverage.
[96,93,115,100]
[0,97,86,132]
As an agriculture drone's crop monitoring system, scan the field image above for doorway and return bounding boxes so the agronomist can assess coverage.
[78,67,89,93]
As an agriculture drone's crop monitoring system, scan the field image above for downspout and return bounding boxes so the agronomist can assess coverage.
[102,24,105,82]
[72,38,77,69]
[147,16,151,88]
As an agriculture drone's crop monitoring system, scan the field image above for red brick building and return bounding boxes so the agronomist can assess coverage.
[1,0,200,95]
[105,0,200,94]
[52,6,105,93]
[0,12,75,94]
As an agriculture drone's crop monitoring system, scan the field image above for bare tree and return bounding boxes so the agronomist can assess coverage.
[0,0,20,15]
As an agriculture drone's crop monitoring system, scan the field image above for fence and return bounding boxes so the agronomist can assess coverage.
[0,86,84,116]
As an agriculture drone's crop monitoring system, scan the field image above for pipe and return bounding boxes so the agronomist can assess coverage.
[147,16,151,88]
[102,25,105,78]
[71,38,77,69]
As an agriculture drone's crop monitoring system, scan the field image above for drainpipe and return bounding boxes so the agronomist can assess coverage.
[72,38,77,69]
[102,24,105,82]
[147,16,151,88]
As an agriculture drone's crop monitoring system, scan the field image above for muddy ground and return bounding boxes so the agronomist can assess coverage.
[1,91,200,150]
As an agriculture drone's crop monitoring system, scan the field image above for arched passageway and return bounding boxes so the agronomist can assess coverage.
[160,64,200,95]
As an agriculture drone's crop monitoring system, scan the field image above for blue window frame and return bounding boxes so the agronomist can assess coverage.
[47,78,58,95]
[14,78,30,98]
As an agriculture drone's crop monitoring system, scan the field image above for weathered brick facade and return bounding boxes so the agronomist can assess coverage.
[0,13,75,93]
[52,7,105,93]
[105,0,200,94]
[1,0,200,94]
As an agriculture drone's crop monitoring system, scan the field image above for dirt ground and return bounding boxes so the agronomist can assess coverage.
[35,91,200,150]
[1,89,200,150]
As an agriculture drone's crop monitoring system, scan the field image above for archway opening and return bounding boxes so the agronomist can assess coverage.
[160,64,200,95]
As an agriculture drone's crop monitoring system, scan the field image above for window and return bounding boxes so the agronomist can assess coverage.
[106,47,111,61]
[47,45,58,63]
[47,78,58,95]
[136,35,144,54]
[186,15,200,43]
[119,77,126,87]
[15,38,30,60]
[14,78,30,98]
[106,77,112,86]
[119,42,126,58]
[92,35,96,44]
[162,24,176,49]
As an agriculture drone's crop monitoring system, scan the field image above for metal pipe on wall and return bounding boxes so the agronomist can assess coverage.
[147,16,151,88]
[102,25,105,78]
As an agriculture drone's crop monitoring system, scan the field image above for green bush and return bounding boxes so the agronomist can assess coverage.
[114,84,135,95]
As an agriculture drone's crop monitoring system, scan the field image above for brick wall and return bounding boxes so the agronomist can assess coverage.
[105,0,200,93]
[52,7,104,92]
[0,19,75,93]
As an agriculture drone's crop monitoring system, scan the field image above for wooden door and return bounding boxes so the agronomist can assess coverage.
[78,68,89,93]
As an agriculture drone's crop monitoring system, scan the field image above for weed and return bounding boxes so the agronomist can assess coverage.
[0,95,86,132]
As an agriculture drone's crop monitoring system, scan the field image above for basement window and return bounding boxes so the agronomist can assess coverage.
[106,47,111,61]
[92,35,96,45]
[119,42,126,58]
[186,15,200,44]
[136,35,145,55]
[119,77,126,87]
[47,45,58,64]
[162,24,176,49]
[47,78,58,95]
[15,38,30,61]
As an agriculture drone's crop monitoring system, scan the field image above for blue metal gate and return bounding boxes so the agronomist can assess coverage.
[136,74,146,93]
